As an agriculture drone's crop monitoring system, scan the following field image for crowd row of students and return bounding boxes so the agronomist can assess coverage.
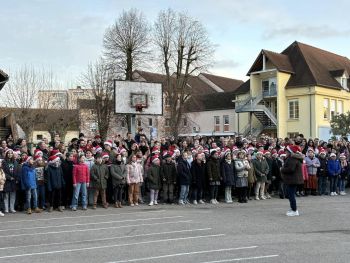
[0,133,348,217]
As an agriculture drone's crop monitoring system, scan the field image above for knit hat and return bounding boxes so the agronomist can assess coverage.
[104,140,113,148]
[340,153,346,159]
[152,146,160,154]
[48,155,60,163]
[34,149,43,157]
[330,153,336,158]
[95,146,103,153]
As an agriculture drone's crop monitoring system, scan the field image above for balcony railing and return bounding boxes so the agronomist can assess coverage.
[262,87,277,97]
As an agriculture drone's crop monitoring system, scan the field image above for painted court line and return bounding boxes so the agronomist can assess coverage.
[106,246,258,263]
[0,216,183,232]
[1,220,193,238]
[0,209,166,224]
[200,255,279,262]
[0,228,212,250]
[0,234,225,259]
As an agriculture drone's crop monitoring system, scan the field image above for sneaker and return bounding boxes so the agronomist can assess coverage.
[287,210,300,217]
[255,196,260,201]
[154,200,158,205]
[130,203,135,207]
[0,211,4,217]
[149,201,154,206]
[58,206,64,212]
[225,200,233,203]
[4,210,9,214]
[341,191,346,196]
[210,199,216,204]
[178,200,185,205]
[334,192,338,196]
[72,207,77,211]
[10,209,16,213]
[266,194,272,199]
[330,192,334,196]
[93,205,97,209]
[199,200,205,204]
[286,210,293,216]
[82,207,87,211]
[215,199,219,204]
[260,196,266,200]
[193,200,198,205]
[27,208,32,215]
[48,207,54,213]
[135,203,139,206]
[34,207,42,213]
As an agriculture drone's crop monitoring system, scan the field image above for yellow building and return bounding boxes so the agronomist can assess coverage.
[235,41,350,140]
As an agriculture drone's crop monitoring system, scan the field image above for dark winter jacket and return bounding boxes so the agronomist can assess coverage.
[21,163,37,190]
[90,163,109,189]
[2,159,19,192]
[327,159,341,177]
[271,158,283,181]
[221,160,235,186]
[110,163,127,187]
[190,161,206,188]
[147,164,162,190]
[46,164,65,191]
[317,158,328,177]
[161,162,177,185]
[253,158,269,182]
[265,157,273,181]
[340,161,350,180]
[207,157,221,182]
[281,153,304,185]
[61,160,74,190]
[177,157,192,185]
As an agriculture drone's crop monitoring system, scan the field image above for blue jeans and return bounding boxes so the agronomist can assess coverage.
[286,185,297,212]
[37,184,46,208]
[71,183,87,208]
[329,177,338,193]
[338,179,345,192]
[179,185,189,202]
[25,188,38,209]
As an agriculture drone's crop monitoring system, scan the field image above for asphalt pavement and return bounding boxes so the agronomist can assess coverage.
[0,194,349,263]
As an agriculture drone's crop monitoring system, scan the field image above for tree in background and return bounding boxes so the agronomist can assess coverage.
[330,112,350,137]
[154,9,214,138]
[103,8,150,81]
[81,58,115,141]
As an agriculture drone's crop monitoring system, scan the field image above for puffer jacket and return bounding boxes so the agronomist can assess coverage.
[126,162,143,184]
[281,152,304,185]
[234,159,249,178]
[72,163,90,184]
[305,156,320,175]
[46,163,65,191]
[147,164,162,190]
[327,159,341,177]
[90,163,109,189]
[21,163,37,190]
[207,157,221,181]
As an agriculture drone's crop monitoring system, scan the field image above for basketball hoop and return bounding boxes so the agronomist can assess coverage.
[135,104,144,112]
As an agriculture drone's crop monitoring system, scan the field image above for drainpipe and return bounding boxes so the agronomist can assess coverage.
[309,87,312,138]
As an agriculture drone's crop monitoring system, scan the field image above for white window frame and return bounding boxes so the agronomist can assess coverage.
[288,99,299,120]
[337,100,343,115]
[214,116,220,132]
[223,115,230,132]
[323,98,329,120]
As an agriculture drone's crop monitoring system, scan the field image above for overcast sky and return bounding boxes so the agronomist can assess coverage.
[1,0,350,88]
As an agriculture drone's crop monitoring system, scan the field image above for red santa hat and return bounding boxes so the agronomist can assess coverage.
[152,155,160,163]
[104,140,113,148]
[264,150,271,155]
[34,155,43,161]
[231,146,239,152]
[95,145,103,153]
[23,156,32,163]
[152,146,160,154]
[191,148,197,155]
[50,149,61,156]
[119,148,127,154]
[94,135,101,139]
[101,152,110,159]
[34,149,43,157]
[319,148,326,155]
[48,155,60,163]
[286,145,301,154]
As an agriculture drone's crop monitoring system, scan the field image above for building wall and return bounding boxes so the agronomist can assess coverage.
[32,130,79,144]
[186,109,237,134]
[277,72,292,138]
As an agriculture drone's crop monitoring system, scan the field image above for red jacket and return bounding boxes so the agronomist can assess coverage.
[72,163,90,184]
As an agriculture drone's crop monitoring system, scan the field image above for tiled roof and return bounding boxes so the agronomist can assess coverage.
[184,91,236,112]
[200,73,244,92]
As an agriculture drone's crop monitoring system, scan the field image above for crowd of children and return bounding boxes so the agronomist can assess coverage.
[0,132,349,217]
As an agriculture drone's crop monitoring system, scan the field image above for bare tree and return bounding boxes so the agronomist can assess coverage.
[81,58,115,140]
[2,65,56,143]
[103,8,150,81]
[45,110,79,142]
[154,9,214,138]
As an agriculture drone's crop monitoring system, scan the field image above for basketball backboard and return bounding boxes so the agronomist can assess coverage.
[114,80,163,115]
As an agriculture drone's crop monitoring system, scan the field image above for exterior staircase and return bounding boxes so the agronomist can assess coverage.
[236,94,277,136]
[0,127,11,140]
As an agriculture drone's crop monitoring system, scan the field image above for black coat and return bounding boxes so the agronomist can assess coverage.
[161,162,177,184]
[271,158,282,181]
[61,160,74,190]
[177,158,191,186]
[191,161,206,188]
[207,158,221,181]
[281,153,304,185]
[2,159,19,192]
[46,164,65,191]
[317,158,328,177]
[220,160,235,186]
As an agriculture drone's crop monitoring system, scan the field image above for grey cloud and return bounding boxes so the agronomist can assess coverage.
[263,25,350,39]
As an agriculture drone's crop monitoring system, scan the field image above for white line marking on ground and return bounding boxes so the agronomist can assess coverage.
[200,255,279,262]
[0,228,212,250]
[106,247,258,263]
[0,234,225,259]
[0,216,183,232]
[1,220,193,238]
[0,210,166,224]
